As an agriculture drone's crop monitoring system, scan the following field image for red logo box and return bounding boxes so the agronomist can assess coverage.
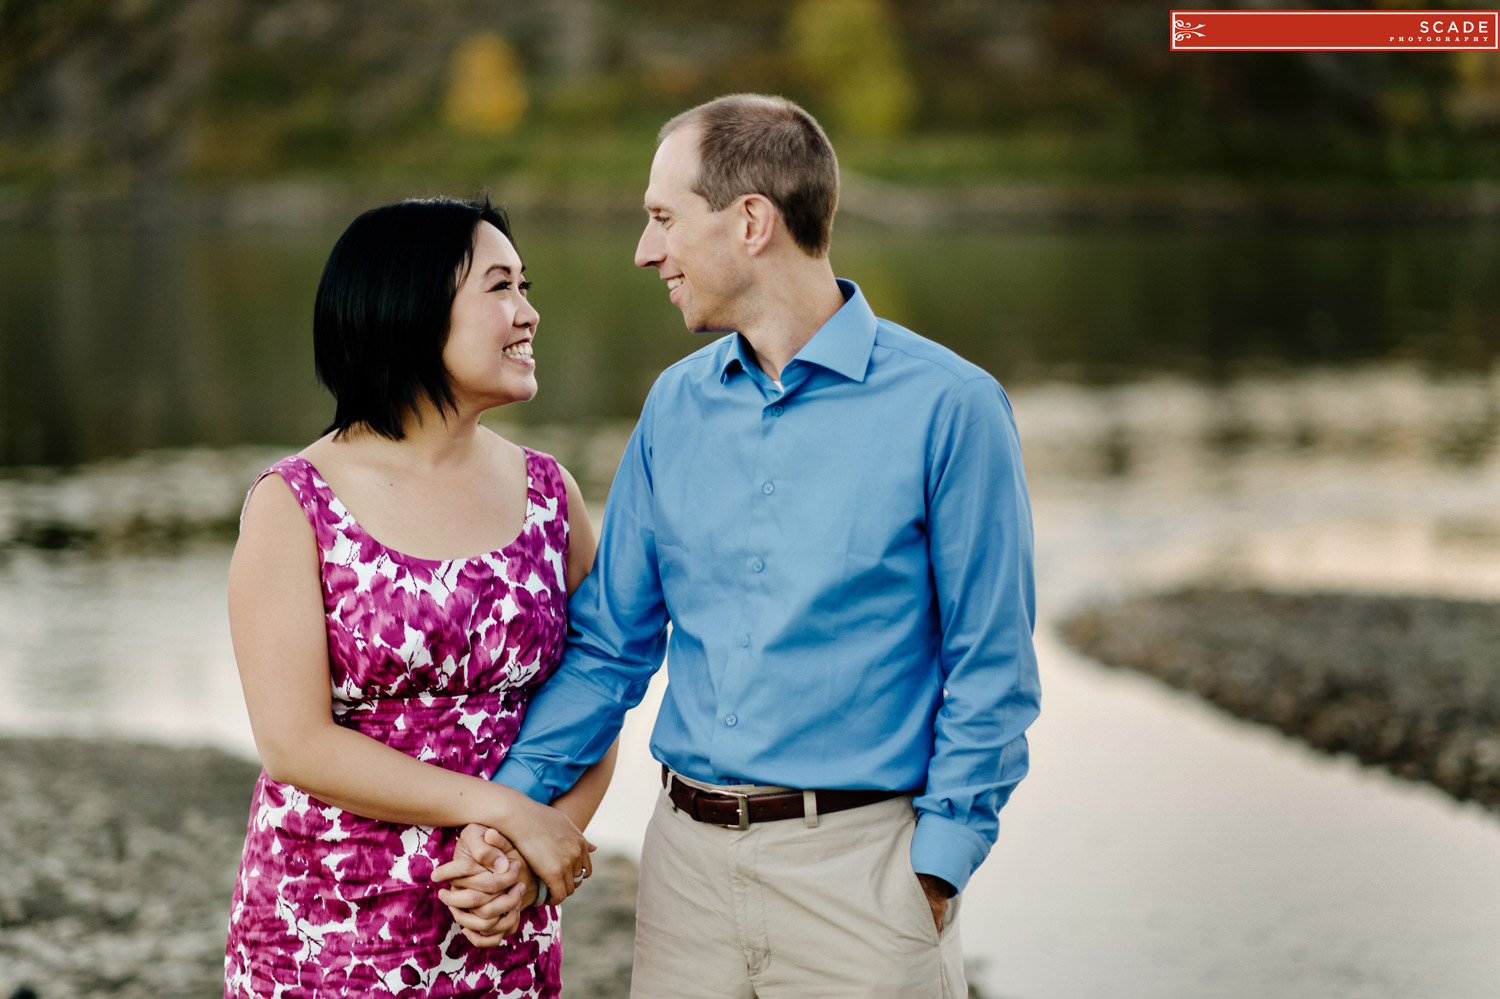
[1171,9,1499,50]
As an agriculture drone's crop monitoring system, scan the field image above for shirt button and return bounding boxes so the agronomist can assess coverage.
[771,405,784,417]
[725,714,738,728]
[762,482,774,495]
[739,635,750,647]
[752,559,764,573]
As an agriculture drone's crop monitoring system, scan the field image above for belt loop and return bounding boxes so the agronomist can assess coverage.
[803,789,819,828]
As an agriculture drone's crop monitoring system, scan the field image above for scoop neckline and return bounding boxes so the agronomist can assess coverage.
[285,448,535,566]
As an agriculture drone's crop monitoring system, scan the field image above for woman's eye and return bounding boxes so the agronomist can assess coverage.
[519,280,532,293]
[490,281,511,292]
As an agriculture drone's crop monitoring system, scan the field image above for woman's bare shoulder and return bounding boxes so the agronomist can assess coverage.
[296,431,345,472]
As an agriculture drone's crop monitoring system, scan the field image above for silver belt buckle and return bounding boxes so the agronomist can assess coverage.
[721,789,751,830]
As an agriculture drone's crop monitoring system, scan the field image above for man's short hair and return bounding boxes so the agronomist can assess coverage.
[314,194,512,440]
[660,94,839,257]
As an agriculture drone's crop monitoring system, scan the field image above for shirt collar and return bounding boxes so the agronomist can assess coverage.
[718,279,877,385]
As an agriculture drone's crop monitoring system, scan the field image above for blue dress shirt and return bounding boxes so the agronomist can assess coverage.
[493,279,1040,892]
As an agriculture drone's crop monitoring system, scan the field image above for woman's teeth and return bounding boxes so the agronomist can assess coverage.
[502,341,533,360]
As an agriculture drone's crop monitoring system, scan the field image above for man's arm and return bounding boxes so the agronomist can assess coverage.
[491,403,671,802]
[911,375,1042,896]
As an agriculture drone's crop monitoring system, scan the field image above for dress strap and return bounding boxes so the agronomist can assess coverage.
[523,447,570,552]
[240,455,333,544]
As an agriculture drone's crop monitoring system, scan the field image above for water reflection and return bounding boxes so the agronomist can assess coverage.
[4,221,1500,467]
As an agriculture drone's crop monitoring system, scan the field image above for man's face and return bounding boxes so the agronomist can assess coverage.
[634,125,748,333]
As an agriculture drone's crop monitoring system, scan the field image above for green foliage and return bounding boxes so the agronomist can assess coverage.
[4,0,1500,191]
[209,52,301,109]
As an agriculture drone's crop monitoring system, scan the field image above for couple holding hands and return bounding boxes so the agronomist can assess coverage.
[222,94,1040,999]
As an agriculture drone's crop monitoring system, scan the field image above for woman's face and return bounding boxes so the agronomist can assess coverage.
[442,220,540,411]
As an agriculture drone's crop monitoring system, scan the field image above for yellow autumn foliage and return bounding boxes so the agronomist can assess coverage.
[787,0,916,138]
[444,33,528,135]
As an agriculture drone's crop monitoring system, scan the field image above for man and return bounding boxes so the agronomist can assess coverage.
[440,93,1040,998]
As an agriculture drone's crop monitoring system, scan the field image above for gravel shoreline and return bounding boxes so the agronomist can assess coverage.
[1060,586,1500,813]
[0,737,636,999]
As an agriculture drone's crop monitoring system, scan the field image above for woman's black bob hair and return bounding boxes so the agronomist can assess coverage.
[314,194,514,440]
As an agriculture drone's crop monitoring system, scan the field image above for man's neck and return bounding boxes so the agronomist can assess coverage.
[735,260,844,382]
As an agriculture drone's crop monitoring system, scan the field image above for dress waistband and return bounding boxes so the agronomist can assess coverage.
[332,689,514,719]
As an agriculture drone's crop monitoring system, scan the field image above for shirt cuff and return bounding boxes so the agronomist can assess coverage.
[490,757,553,804]
[910,812,991,895]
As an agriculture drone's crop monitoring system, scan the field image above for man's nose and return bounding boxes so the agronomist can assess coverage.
[634,224,661,269]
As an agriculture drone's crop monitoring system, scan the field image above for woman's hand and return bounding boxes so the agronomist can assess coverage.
[503,798,595,903]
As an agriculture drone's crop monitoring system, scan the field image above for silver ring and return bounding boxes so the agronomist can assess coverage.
[573,871,585,885]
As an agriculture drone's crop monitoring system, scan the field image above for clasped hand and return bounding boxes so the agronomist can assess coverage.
[432,799,593,946]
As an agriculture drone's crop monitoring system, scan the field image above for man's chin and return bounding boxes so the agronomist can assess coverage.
[674,300,733,335]
[685,315,735,335]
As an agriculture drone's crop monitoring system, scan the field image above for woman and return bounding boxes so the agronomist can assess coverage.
[224,195,611,998]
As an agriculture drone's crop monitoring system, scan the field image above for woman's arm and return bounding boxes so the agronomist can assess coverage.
[229,473,593,902]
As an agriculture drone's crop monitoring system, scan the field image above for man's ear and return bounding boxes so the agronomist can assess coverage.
[739,194,778,256]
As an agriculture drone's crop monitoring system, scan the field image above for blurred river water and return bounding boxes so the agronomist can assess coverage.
[2,219,1500,997]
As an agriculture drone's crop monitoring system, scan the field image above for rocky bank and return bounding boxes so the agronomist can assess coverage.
[1060,586,1500,813]
[0,737,636,999]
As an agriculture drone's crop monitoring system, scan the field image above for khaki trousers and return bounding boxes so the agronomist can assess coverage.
[630,780,966,999]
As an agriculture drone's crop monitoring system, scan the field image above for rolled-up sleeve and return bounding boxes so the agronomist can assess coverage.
[910,376,1041,893]
[491,393,670,802]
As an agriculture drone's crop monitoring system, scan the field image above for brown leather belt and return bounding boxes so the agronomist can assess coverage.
[662,765,905,829]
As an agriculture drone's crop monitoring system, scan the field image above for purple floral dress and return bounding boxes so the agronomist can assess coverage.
[224,448,569,998]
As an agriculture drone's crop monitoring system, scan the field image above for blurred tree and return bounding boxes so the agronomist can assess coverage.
[786,0,916,137]
[444,32,529,135]
[4,0,1500,191]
